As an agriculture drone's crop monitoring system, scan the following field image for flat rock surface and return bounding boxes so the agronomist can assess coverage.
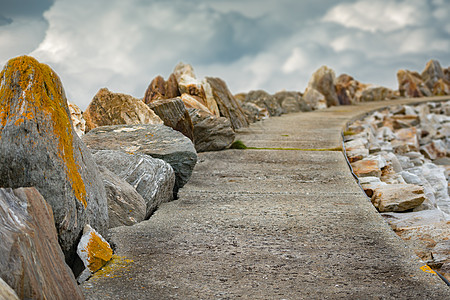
[82,96,450,299]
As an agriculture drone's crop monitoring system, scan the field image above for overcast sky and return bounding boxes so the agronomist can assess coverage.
[0,0,449,110]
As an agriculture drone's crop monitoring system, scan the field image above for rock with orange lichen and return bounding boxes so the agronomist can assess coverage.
[77,224,113,283]
[0,55,108,266]
[83,88,163,132]
[0,187,84,299]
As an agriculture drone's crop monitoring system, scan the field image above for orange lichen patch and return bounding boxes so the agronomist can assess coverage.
[85,230,113,272]
[90,255,134,280]
[0,55,87,207]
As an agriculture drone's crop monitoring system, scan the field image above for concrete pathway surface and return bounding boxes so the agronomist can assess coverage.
[82,96,450,299]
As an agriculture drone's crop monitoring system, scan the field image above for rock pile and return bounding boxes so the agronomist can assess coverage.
[344,100,450,280]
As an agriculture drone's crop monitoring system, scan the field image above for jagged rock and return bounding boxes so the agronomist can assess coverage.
[306,66,339,107]
[381,209,446,229]
[0,187,84,299]
[143,74,180,103]
[302,87,327,110]
[397,69,431,98]
[84,88,163,131]
[432,240,450,265]
[76,224,113,283]
[0,278,19,300]
[173,62,196,82]
[97,166,147,228]
[335,74,360,104]
[420,139,447,160]
[421,60,445,91]
[351,158,383,177]
[273,91,311,113]
[432,79,450,96]
[82,124,196,197]
[181,93,212,114]
[360,86,396,102]
[245,90,283,117]
[188,108,235,152]
[68,102,86,137]
[370,184,426,212]
[148,97,194,141]
[93,150,174,217]
[0,56,108,264]
[206,77,249,130]
[240,102,270,123]
[392,127,420,153]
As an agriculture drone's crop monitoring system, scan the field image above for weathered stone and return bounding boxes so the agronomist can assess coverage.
[392,127,420,153]
[181,93,212,114]
[240,102,270,123]
[77,224,113,282]
[0,56,108,264]
[206,77,249,130]
[360,86,395,102]
[432,240,450,265]
[335,74,360,104]
[82,124,196,197]
[421,60,445,91]
[273,91,312,113]
[244,90,283,117]
[302,87,327,110]
[371,184,427,212]
[0,187,84,299]
[432,79,450,96]
[93,150,174,217]
[381,209,446,229]
[397,69,431,98]
[188,108,235,152]
[84,88,163,131]
[98,166,147,228]
[173,62,196,82]
[351,157,384,178]
[68,102,86,137]
[0,277,19,300]
[306,66,339,107]
[421,139,447,160]
[148,97,194,141]
[144,74,181,104]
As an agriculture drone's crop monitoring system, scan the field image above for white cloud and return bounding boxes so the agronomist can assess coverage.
[282,47,308,73]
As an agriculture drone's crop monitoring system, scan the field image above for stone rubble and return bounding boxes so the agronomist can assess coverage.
[344,100,450,280]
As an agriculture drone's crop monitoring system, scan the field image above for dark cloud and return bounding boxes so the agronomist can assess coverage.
[0,15,13,26]
[0,0,54,19]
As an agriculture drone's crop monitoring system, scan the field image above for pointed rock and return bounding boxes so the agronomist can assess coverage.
[306,66,339,107]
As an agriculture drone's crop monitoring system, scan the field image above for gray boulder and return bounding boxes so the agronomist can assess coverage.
[98,166,147,227]
[188,108,235,152]
[94,151,175,218]
[273,91,312,113]
[245,90,284,117]
[82,124,193,196]
[0,188,84,300]
[0,56,108,265]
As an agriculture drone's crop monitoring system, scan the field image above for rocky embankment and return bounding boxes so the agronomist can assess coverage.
[0,54,449,298]
[344,100,450,280]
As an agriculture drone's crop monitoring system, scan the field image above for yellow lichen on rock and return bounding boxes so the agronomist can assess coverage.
[0,55,87,207]
[86,230,113,272]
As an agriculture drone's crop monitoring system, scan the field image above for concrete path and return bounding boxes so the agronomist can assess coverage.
[82,96,450,299]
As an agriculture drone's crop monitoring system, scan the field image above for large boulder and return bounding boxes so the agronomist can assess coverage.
[206,77,249,130]
[306,66,339,107]
[360,86,396,102]
[0,187,84,299]
[370,184,427,212]
[397,69,431,98]
[188,108,235,152]
[421,59,445,91]
[143,74,180,103]
[93,150,175,217]
[82,124,196,197]
[245,90,284,116]
[83,87,163,131]
[97,166,147,228]
[148,97,194,141]
[273,91,312,113]
[302,87,327,110]
[0,56,108,264]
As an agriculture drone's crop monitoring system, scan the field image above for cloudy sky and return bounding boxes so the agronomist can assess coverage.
[0,0,449,110]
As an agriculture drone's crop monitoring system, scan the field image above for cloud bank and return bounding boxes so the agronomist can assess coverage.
[0,0,449,109]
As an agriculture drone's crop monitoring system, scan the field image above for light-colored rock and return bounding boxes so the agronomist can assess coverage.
[420,139,447,160]
[397,69,431,98]
[432,240,450,265]
[98,166,147,228]
[351,159,382,178]
[371,184,427,212]
[0,187,84,299]
[0,277,19,300]
[0,56,108,264]
[392,127,420,153]
[148,97,194,141]
[360,86,395,102]
[68,102,86,137]
[421,163,450,215]
[206,77,249,130]
[302,87,327,110]
[82,124,196,197]
[421,59,445,91]
[77,224,113,282]
[181,93,212,114]
[273,91,312,113]
[306,66,339,107]
[381,209,447,229]
[83,88,163,131]
[93,150,175,217]
[173,62,196,82]
[188,108,235,152]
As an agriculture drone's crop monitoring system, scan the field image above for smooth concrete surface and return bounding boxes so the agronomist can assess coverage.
[82,96,450,299]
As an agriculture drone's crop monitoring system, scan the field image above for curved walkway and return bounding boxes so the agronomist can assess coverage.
[82,96,450,299]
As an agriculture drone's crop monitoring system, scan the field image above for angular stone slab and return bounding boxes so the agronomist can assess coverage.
[83,124,195,197]
[0,187,84,299]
